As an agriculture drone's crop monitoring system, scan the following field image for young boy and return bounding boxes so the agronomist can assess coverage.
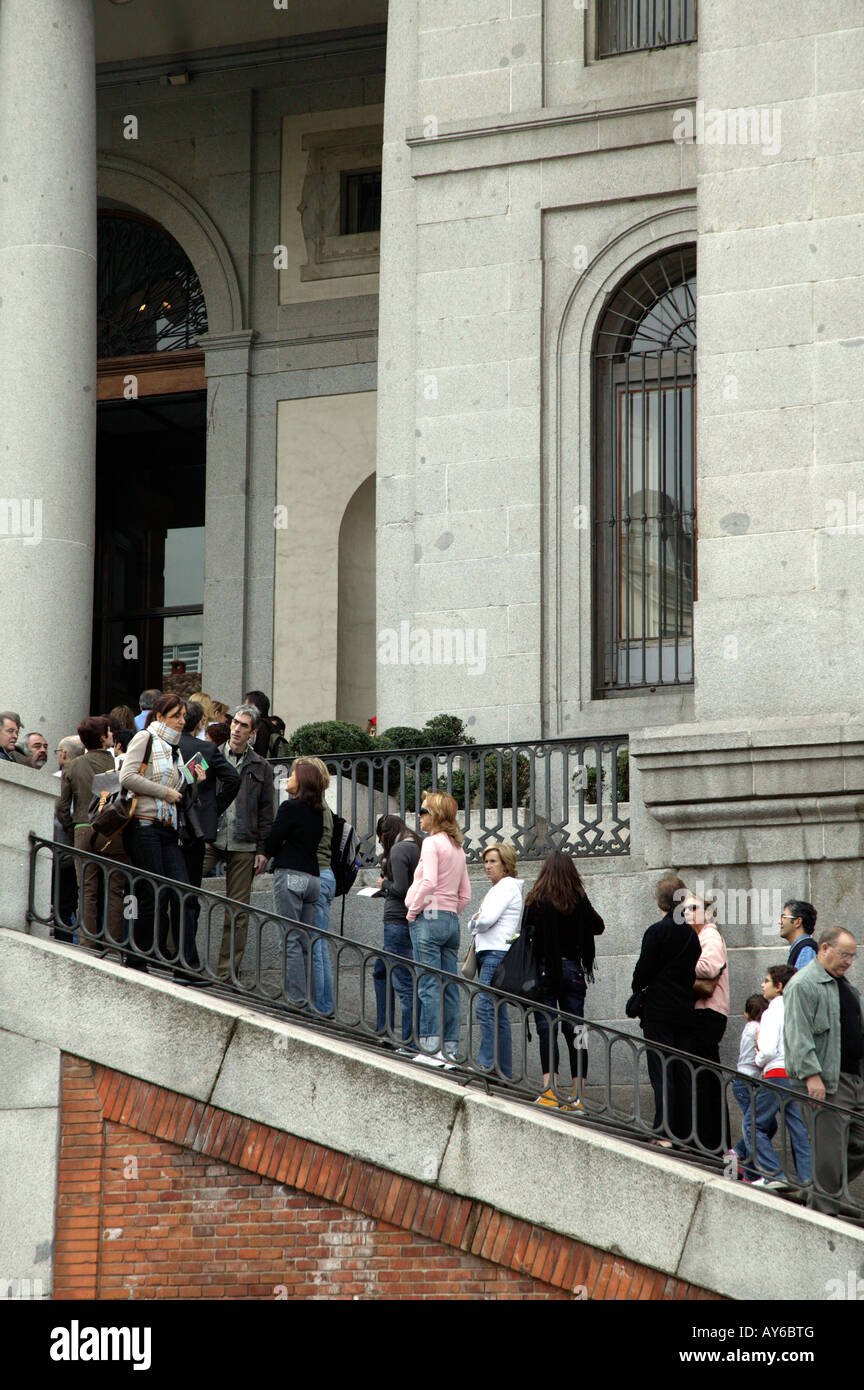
[749,965,812,1188]
[729,993,769,1182]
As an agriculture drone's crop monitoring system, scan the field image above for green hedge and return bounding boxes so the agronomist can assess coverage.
[286,721,376,757]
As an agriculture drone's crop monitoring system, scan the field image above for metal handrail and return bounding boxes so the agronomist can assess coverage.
[30,832,864,1222]
[266,735,630,865]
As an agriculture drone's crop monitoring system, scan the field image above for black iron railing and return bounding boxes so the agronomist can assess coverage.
[267,736,630,866]
[597,0,697,57]
[29,833,864,1222]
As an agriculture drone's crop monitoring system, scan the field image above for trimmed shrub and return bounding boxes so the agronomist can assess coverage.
[286,721,376,757]
[422,713,475,748]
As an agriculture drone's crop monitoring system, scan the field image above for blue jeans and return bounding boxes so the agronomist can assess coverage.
[311,868,335,1015]
[409,910,461,1055]
[476,949,512,1076]
[734,1075,812,1182]
[273,869,321,1006]
[373,918,415,1042]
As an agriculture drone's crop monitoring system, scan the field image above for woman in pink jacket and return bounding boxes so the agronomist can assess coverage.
[405,792,471,1067]
[682,891,730,1154]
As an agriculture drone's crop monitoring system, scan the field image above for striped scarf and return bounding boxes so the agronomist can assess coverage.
[148,721,180,828]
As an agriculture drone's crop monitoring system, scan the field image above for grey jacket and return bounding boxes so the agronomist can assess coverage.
[783,958,864,1094]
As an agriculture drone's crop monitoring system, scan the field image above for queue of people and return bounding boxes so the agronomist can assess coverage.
[8,698,864,1214]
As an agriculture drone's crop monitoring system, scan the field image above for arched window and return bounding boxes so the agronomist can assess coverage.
[593,246,696,693]
[97,211,208,358]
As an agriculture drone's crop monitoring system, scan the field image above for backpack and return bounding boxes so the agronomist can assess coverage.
[267,729,292,761]
[330,812,360,897]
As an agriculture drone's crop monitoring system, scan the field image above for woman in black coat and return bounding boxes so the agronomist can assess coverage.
[524,851,605,1111]
[629,875,700,1146]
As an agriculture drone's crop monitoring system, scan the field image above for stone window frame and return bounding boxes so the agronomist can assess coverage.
[592,244,697,697]
[279,105,384,305]
[298,125,382,282]
[545,207,698,733]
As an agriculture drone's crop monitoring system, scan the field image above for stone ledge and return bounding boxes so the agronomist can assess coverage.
[3,930,864,1299]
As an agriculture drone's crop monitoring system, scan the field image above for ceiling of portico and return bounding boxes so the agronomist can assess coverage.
[95,0,387,66]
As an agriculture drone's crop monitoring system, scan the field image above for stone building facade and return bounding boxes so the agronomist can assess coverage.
[3,2,864,991]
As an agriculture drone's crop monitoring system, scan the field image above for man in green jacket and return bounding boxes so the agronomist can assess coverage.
[784,927,864,1216]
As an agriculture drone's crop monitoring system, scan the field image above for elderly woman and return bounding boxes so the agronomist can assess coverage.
[682,890,730,1155]
[405,792,471,1067]
[468,842,522,1078]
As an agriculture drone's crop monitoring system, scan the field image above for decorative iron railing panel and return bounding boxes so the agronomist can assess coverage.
[267,737,630,865]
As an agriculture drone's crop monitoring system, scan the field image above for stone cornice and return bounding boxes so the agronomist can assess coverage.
[406,95,696,148]
[96,26,387,90]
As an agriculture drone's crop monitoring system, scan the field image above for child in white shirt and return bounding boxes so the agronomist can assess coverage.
[729,993,769,1181]
[746,966,812,1187]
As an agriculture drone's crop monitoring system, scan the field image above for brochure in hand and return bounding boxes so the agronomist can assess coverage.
[179,750,209,784]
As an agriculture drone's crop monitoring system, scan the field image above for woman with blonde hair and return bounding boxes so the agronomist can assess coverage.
[188,692,216,730]
[468,842,522,1077]
[292,755,335,1015]
[405,791,471,1067]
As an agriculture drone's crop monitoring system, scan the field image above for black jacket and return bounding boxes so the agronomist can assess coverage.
[381,838,422,923]
[263,798,323,874]
[524,893,605,986]
[178,733,240,842]
[631,913,701,1026]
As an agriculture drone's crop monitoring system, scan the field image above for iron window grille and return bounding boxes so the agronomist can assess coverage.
[593,246,696,694]
[597,0,697,57]
[97,211,208,358]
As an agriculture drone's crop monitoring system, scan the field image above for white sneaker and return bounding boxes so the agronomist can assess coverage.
[412,1051,455,1070]
[751,1177,785,1190]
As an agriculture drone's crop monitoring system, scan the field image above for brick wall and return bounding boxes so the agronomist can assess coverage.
[54,1056,721,1301]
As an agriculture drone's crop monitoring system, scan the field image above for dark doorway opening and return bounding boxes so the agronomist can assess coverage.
[92,391,206,714]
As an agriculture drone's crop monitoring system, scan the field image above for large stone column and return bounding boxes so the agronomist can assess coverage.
[198,330,256,706]
[0,0,96,745]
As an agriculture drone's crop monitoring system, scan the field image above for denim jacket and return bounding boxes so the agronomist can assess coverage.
[783,959,864,1093]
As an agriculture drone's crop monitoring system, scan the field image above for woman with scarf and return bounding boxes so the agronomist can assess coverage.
[524,851,605,1111]
[120,693,205,979]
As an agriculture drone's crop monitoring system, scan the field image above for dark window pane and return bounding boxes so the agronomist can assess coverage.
[340,169,382,235]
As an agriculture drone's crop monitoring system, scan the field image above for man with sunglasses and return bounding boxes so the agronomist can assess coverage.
[779,899,818,971]
[784,927,864,1214]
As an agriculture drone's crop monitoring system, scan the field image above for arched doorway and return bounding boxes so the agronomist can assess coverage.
[92,209,208,712]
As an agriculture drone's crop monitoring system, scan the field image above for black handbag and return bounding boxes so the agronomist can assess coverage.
[178,788,206,846]
[491,924,543,1002]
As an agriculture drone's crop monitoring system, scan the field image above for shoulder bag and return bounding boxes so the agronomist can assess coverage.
[89,735,152,848]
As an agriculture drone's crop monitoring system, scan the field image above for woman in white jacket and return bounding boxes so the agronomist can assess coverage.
[469,842,522,1077]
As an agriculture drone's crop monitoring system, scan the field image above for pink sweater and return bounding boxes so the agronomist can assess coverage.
[404,833,471,921]
[694,924,730,1017]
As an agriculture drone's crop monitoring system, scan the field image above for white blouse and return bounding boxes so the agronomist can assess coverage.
[470,877,524,953]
